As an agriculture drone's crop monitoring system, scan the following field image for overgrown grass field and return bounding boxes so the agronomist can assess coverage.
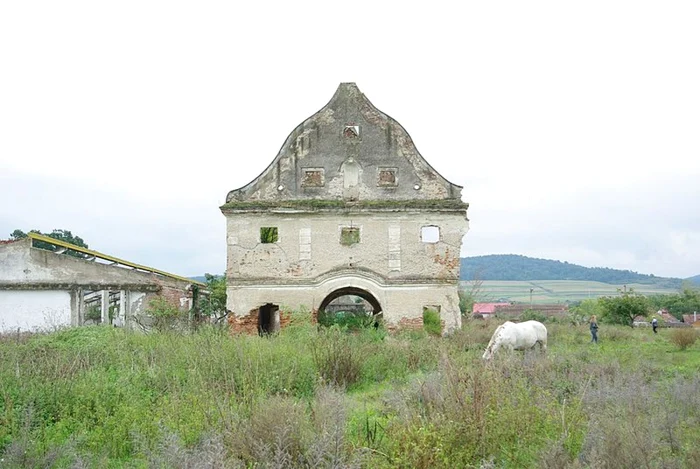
[1,318,699,468]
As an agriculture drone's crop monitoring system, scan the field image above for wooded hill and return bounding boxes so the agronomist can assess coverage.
[460,254,684,288]
[194,256,697,289]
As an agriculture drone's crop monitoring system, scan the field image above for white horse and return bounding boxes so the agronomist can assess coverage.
[482,320,547,360]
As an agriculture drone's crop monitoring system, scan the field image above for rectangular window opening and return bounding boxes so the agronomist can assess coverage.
[260,227,279,243]
[302,168,325,187]
[340,227,360,246]
[378,168,397,187]
[421,226,440,243]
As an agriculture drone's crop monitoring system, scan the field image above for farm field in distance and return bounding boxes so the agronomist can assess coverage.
[462,279,680,304]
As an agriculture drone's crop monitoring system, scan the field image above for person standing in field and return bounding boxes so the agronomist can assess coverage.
[590,315,599,343]
[652,317,658,334]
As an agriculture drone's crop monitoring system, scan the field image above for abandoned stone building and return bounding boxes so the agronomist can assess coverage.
[0,233,204,332]
[221,83,469,334]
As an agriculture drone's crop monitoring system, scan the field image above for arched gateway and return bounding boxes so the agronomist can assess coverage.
[318,287,382,322]
[222,83,469,334]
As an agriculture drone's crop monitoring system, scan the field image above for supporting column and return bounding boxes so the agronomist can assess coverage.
[124,290,132,329]
[101,290,110,325]
[117,290,127,327]
[70,287,83,326]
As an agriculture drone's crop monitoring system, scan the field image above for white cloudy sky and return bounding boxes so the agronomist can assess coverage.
[1,1,699,279]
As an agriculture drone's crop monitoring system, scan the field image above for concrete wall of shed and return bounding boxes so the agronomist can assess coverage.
[0,290,72,332]
[0,239,192,291]
[1,240,198,331]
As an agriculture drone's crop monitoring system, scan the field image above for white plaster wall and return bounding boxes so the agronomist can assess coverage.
[0,290,72,332]
[225,210,467,332]
[226,211,467,281]
[227,278,462,331]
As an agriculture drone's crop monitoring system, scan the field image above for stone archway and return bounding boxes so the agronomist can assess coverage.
[318,287,382,327]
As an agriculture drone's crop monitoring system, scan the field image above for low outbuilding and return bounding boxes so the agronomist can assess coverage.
[0,234,204,332]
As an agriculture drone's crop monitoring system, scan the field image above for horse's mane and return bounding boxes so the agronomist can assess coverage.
[485,323,507,351]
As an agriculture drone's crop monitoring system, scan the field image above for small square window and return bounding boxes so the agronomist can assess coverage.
[302,168,324,187]
[343,125,359,138]
[260,227,278,243]
[340,227,360,246]
[421,226,440,243]
[378,168,397,187]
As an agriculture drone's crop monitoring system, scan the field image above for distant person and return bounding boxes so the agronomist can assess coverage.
[652,317,658,334]
[590,315,599,343]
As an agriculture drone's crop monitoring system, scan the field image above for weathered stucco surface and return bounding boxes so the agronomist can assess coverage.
[222,83,469,333]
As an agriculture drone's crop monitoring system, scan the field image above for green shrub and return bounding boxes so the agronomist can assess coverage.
[317,310,377,330]
[458,289,474,315]
[145,296,188,332]
[422,308,442,336]
[519,309,547,323]
[669,328,698,350]
[311,328,363,389]
[84,305,101,322]
[448,320,494,351]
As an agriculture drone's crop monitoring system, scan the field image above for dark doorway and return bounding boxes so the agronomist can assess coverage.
[258,303,279,335]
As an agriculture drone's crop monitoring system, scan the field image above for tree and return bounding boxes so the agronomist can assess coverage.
[10,229,89,258]
[569,298,604,325]
[599,288,650,327]
[647,286,700,320]
[199,273,228,323]
[459,269,487,315]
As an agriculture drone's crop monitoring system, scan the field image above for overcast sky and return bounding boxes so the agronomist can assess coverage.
[1,1,699,279]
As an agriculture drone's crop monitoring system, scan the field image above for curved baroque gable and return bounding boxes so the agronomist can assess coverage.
[225,83,463,205]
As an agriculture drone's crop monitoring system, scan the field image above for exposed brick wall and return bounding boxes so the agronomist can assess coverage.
[228,312,259,335]
[386,317,424,332]
[159,285,191,311]
[280,310,292,329]
[228,308,294,335]
[385,316,446,334]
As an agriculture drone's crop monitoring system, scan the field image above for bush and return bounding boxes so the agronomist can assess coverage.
[458,289,474,315]
[143,296,188,332]
[422,308,442,336]
[311,328,363,389]
[519,309,547,323]
[85,305,101,322]
[669,328,698,350]
[448,320,494,351]
[317,310,377,330]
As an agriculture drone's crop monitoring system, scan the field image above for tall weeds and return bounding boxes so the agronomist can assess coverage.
[0,321,698,467]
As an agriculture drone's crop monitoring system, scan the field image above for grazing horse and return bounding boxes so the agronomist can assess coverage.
[482,320,547,360]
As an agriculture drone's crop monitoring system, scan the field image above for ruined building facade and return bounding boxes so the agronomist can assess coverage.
[221,83,469,334]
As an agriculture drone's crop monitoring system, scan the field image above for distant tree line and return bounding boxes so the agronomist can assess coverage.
[569,287,700,324]
[460,254,683,288]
